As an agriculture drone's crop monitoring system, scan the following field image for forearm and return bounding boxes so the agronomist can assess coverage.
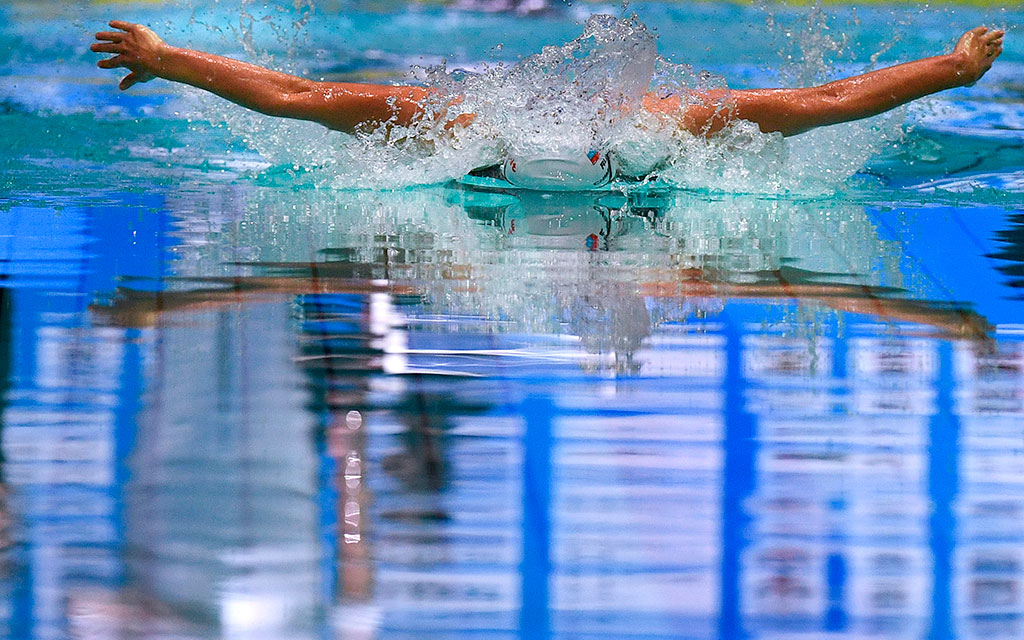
[730,54,966,136]
[671,26,1003,138]
[818,53,967,120]
[153,46,432,132]
[152,46,314,115]
[95,22,438,132]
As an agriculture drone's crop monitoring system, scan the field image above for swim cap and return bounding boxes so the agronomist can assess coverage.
[501,149,616,190]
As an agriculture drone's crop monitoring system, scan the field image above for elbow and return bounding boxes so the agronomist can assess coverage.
[797,83,857,129]
[258,77,319,117]
[816,82,844,103]
[811,83,847,116]
[263,90,313,118]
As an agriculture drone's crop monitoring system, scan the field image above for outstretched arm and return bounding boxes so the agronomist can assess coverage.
[93,21,432,134]
[652,26,1004,137]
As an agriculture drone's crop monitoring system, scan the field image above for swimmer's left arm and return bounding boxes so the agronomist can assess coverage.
[732,26,1004,136]
[93,21,435,133]
[657,26,1004,137]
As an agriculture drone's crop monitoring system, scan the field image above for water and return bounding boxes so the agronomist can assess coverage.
[1,1,1024,638]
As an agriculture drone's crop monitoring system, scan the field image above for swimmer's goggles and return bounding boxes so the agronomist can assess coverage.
[470,149,617,191]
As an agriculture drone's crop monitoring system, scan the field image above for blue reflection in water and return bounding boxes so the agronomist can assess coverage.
[1,182,1024,639]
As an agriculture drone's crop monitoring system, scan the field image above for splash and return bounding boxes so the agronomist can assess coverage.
[324,13,680,189]
[189,6,904,194]
[433,14,660,158]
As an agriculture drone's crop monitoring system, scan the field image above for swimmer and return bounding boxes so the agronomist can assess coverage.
[92,20,1003,142]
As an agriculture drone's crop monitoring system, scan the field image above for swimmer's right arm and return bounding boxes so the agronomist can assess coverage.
[92,21,433,134]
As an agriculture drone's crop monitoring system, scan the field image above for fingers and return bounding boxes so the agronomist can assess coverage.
[109,20,137,32]
[97,56,124,70]
[94,21,157,90]
[982,28,1005,43]
[985,29,1004,58]
[959,26,1005,62]
[119,72,140,91]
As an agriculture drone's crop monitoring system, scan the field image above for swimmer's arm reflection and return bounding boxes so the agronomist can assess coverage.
[92,269,990,340]
[93,21,1003,137]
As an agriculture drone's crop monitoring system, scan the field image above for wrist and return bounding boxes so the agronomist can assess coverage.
[149,44,180,79]
[948,51,973,87]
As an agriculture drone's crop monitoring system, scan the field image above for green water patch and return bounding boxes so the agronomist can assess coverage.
[0,111,247,198]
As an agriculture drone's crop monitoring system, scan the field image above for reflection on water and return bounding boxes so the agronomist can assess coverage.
[107,185,987,342]
[992,212,1024,296]
[0,178,1020,639]
[125,302,323,639]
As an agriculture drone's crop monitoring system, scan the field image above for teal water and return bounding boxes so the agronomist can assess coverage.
[2,1,1024,639]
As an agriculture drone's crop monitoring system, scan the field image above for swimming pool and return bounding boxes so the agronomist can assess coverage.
[1,1,1023,638]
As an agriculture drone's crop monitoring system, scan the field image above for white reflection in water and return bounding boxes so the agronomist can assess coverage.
[125,302,322,639]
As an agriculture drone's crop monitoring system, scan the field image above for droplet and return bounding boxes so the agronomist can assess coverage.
[346,410,363,429]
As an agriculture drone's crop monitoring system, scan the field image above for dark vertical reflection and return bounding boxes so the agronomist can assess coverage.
[928,342,958,640]
[719,312,756,640]
[294,291,519,635]
[0,288,15,638]
[298,293,377,609]
[520,395,552,640]
[991,213,1024,296]
[0,288,11,478]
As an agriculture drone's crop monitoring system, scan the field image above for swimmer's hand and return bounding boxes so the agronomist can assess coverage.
[92,21,168,90]
[952,26,1004,86]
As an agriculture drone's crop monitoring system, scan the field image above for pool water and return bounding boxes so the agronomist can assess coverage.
[1,1,1024,638]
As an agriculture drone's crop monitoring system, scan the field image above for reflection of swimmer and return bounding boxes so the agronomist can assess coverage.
[568,283,653,373]
[90,259,993,340]
[451,187,667,250]
[93,21,1003,182]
